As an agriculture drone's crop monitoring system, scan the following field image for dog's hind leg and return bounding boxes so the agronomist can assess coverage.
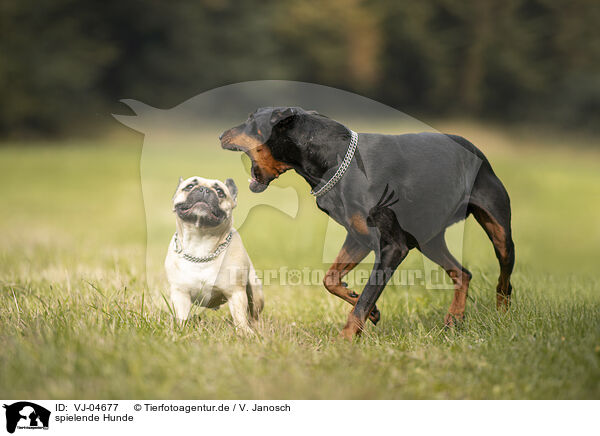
[471,203,515,310]
[469,170,515,311]
[323,233,381,324]
[419,233,472,326]
[246,264,264,321]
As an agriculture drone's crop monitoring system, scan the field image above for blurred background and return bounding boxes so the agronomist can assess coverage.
[1,0,599,138]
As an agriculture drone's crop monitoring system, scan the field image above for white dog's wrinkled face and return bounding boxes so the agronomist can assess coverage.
[172,176,238,227]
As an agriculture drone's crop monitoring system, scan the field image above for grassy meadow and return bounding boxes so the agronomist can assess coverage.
[1,122,599,399]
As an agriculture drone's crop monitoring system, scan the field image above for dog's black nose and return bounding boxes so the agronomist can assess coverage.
[219,132,224,140]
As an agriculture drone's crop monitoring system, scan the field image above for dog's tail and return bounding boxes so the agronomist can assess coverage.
[246,264,264,321]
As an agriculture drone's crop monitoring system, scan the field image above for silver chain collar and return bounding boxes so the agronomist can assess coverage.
[173,231,233,263]
[310,130,358,197]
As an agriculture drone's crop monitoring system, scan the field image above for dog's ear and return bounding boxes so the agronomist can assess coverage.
[225,178,238,203]
[172,176,184,205]
[269,107,297,126]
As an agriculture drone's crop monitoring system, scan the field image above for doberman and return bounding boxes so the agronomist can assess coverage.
[220,107,515,340]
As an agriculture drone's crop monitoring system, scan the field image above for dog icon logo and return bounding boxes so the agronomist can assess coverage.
[3,402,50,433]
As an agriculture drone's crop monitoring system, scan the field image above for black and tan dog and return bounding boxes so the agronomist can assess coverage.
[220,107,514,340]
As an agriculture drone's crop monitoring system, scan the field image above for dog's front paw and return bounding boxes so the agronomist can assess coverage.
[235,325,256,337]
[340,313,365,341]
[443,312,464,328]
[368,306,381,325]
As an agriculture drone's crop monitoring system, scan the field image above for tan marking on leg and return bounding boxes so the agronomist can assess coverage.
[478,212,508,259]
[496,273,511,311]
[472,205,514,313]
[323,247,360,305]
[349,213,369,235]
[323,245,380,324]
[444,269,471,326]
[497,293,510,311]
[340,311,364,340]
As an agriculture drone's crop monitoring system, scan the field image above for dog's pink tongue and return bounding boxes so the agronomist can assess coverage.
[249,178,268,193]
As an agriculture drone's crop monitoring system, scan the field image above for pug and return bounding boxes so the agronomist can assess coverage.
[165,176,263,334]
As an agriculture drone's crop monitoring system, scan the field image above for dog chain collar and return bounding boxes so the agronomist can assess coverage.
[173,231,233,263]
[310,129,358,197]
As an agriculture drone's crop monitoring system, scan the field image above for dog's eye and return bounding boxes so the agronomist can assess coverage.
[183,184,194,191]
[215,187,225,198]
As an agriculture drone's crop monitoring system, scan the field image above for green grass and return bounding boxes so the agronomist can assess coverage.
[1,123,599,399]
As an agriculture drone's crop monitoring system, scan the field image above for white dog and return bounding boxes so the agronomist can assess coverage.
[165,176,263,334]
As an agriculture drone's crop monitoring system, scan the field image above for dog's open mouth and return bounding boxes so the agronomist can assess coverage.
[190,201,217,216]
[179,200,205,211]
[177,200,219,219]
[191,200,209,208]
[248,177,268,193]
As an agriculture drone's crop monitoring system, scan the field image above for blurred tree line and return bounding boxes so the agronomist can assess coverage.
[1,0,598,137]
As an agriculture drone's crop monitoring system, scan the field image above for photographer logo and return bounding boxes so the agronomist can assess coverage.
[3,402,50,433]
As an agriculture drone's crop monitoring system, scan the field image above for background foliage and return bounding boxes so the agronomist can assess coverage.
[1,0,599,136]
